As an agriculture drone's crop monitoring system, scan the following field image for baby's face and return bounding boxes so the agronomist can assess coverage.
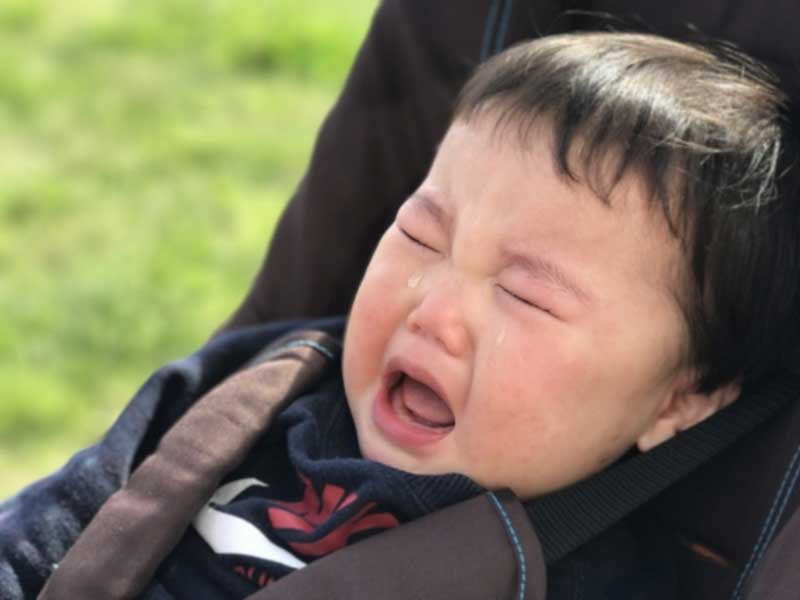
[342,116,691,498]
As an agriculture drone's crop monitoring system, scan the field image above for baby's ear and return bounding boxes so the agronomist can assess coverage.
[636,375,740,452]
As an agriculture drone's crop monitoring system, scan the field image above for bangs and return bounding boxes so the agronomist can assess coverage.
[454,33,784,242]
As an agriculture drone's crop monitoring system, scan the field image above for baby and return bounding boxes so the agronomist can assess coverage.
[343,33,790,499]
[22,31,800,600]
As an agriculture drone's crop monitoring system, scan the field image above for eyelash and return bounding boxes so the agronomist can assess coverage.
[497,285,552,315]
[400,227,437,252]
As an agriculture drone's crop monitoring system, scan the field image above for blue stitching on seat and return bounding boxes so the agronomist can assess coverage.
[751,462,800,562]
[494,0,514,55]
[487,491,527,600]
[731,444,800,599]
[480,0,500,61]
[730,442,800,599]
[276,339,337,361]
[739,451,800,592]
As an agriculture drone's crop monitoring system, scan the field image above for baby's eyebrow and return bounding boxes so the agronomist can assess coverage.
[409,191,453,237]
[501,248,593,304]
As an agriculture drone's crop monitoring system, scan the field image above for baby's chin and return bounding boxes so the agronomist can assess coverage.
[358,437,555,503]
[355,430,451,477]
[356,436,419,472]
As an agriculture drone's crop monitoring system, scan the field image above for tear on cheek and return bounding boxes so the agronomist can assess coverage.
[495,323,507,346]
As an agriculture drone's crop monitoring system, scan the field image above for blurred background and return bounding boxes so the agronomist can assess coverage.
[0,0,377,497]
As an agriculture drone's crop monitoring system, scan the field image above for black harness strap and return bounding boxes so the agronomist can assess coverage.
[525,371,800,565]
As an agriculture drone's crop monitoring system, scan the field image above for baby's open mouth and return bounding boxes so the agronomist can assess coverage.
[388,372,455,430]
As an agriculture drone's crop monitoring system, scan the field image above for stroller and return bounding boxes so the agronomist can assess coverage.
[3,1,800,597]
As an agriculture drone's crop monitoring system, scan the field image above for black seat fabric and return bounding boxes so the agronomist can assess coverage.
[218,1,800,595]
[744,484,800,598]
[647,379,800,599]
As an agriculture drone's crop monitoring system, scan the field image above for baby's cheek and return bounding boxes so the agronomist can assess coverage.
[475,333,594,438]
[535,332,597,393]
[343,274,404,394]
[498,328,586,388]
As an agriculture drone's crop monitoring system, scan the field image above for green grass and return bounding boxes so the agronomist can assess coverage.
[0,0,377,498]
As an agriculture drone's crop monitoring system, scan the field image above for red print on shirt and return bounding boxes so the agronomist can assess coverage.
[267,473,400,557]
[233,564,275,588]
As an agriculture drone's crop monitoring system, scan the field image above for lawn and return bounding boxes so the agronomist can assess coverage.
[0,0,377,498]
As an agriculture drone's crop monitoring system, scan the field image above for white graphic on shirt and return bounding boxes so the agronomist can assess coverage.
[192,477,307,570]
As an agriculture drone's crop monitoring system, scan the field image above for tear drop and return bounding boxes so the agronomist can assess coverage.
[407,273,423,288]
[496,324,507,346]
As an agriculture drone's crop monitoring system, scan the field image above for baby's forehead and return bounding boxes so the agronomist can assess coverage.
[441,114,685,235]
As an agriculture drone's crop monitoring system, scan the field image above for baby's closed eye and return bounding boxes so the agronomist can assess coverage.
[398,225,440,253]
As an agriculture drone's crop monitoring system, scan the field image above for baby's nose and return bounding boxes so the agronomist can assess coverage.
[405,276,471,357]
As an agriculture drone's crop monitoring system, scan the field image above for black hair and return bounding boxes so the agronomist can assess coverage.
[454,32,800,392]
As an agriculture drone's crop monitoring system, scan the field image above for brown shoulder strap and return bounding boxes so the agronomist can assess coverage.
[39,331,337,600]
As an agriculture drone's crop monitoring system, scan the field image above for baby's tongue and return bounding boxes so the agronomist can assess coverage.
[399,376,454,427]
